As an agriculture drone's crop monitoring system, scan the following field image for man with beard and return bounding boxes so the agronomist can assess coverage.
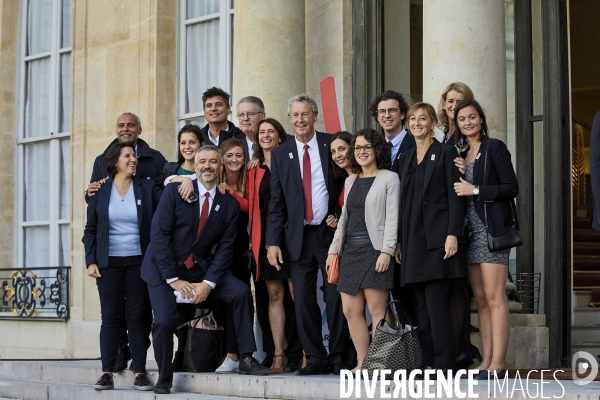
[141,145,270,394]
[201,87,244,148]
[85,112,166,371]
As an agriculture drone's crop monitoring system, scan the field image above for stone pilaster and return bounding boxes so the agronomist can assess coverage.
[232,0,305,126]
[422,0,507,141]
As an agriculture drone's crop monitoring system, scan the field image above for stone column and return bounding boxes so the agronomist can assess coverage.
[422,0,507,141]
[232,0,305,126]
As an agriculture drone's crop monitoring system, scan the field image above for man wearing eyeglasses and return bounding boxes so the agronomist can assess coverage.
[368,90,414,173]
[235,96,266,160]
[201,87,244,147]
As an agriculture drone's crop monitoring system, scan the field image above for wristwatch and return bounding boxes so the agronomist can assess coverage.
[473,186,480,195]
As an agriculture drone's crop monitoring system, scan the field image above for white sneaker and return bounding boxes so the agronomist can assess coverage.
[215,357,239,373]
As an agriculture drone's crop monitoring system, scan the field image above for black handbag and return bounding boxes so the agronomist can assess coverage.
[482,150,523,252]
[362,300,422,378]
[182,310,225,373]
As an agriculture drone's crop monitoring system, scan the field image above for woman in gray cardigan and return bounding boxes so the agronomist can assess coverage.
[327,128,399,373]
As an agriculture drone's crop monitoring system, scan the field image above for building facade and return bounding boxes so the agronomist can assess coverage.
[0,0,596,369]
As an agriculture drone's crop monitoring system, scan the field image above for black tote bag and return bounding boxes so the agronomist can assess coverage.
[182,311,225,373]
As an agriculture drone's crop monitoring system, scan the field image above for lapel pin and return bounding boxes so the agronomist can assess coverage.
[215,205,220,211]
[431,154,435,161]
[137,199,141,205]
[289,153,294,159]
[476,153,481,159]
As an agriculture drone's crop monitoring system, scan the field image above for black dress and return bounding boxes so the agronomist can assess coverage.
[337,176,395,296]
[400,148,467,285]
[258,164,290,281]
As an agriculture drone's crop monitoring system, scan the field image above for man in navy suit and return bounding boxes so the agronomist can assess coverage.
[266,94,348,375]
[368,90,414,173]
[141,145,270,394]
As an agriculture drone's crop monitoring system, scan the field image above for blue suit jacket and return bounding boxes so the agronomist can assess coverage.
[140,180,240,287]
[265,131,342,261]
[82,176,163,268]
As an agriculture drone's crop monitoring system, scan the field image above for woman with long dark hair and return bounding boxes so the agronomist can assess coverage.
[453,99,518,380]
[325,131,354,230]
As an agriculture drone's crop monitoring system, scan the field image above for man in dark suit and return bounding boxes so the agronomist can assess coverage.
[266,94,348,375]
[85,112,166,371]
[368,90,414,173]
[235,96,265,161]
[369,91,418,326]
[201,87,244,147]
[141,145,270,394]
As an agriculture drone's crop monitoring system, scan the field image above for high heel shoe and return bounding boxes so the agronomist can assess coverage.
[271,354,288,374]
[470,345,482,362]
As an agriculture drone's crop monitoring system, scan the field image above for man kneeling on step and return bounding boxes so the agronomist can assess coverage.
[141,145,270,395]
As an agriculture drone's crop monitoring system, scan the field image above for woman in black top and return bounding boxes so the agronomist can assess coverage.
[453,99,518,380]
[396,103,467,371]
[325,131,354,230]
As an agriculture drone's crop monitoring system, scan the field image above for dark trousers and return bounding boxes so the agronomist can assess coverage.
[254,278,303,361]
[95,256,150,373]
[220,255,252,354]
[149,265,256,384]
[449,279,472,360]
[413,279,453,370]
[289,225,349,367]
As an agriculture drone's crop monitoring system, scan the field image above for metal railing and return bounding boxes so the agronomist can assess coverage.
[0,267,70,321]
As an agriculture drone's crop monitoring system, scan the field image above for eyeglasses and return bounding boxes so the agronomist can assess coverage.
[236,112,260,120]
[352,144,374,153]
[377,108,398,117]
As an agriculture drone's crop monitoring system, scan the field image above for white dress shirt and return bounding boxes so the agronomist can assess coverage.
[295,132,329,225]
[246,137,254,160]
[166,184,217,289]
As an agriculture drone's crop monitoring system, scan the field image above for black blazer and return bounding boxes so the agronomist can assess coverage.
[398,139,465,249]
[265,131,342,261]
[201,121,244,148]
[469,136,519,236]
[83,176,163,268]
[390,132,416,174]
[140,180,240,287]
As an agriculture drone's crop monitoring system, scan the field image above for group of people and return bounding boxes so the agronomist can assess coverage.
[83,83,519,394]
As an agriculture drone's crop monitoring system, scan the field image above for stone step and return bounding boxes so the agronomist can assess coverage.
[573,307,600,326]
[0,376,251,400]
[574,242,600,256]
[574,290,593,307]
[571,325,600,343]
[571,342,600,359]
[0,362,593,400]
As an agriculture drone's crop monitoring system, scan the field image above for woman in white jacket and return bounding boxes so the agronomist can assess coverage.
[327,128,400,373]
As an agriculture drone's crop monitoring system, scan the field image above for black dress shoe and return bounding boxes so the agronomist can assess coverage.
[454,350,474,370]
[114,350,131,373]
[331,362,347,375]
[285,357,302,373]
[153,381,172,395]
[239,355,272,375]
[470,345,482,362]
[260,355,273,368]
[294,362,330,376]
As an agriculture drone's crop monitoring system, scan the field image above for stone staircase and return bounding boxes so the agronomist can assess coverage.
[0,360,594,400]
[572,217,600,359]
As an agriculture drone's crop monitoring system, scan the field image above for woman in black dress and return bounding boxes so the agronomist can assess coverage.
[453,99,518,380]
[247,118,292,373]
[328,129,399,373]
[396,103,467,371]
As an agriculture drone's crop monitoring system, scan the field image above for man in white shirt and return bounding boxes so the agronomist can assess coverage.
[141,145,270,394]
[266,94,349,375]
[235,96,266,161]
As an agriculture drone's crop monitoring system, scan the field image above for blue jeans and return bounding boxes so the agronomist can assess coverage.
[96,256,150,373]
